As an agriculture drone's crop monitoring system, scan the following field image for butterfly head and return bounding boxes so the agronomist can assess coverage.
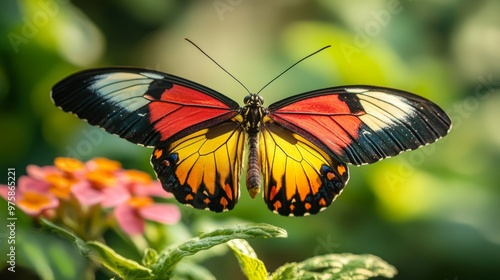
[244,94,264,107]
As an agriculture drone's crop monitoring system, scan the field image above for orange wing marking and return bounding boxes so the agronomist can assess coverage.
[220,197,228,208]
[337,165,347,176]
[154,149,163,159]
[273,200,282,212]
[269,185,278,201]
[319,198,327,207]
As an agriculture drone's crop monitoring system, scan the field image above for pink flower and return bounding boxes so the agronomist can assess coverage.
[0,157,181,238]
[0,176,59,216]
[26,164,60,180]
[47,158,86,200]
[118,170,172,198]
[71,180,130,207]
[115,196,181,235]
[71,169,130,207]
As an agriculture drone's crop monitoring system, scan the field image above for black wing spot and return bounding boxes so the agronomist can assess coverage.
[338,92,364,114]
[146,79,174,100]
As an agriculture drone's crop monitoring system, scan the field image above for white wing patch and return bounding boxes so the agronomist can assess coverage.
[345,88,368,94]
[90,73,147,91]
[141,72,163,79]
[358,92,415,131]
[90,73,153,112]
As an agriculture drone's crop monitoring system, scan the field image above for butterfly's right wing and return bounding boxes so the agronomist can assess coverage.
[52,68,246,212]
[51,67,241,147]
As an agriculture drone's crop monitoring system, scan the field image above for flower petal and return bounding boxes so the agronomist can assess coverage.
[55,157,85,174]
[115,204,144,235]
[100,186,130,208]
[18,191,59,216]
[138,204,181,225]
[120,170,151,185]
[0,185,58,216]
[26,165,60,180]
[86,157,122,172]
[71,181,102,206]
[0,185,10,200]
[86,170,117,189]
[18,176,50,193]
[132,181,173,198]
[46,174,74,200]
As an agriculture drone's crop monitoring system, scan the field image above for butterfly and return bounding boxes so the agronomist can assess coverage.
[51,51,451,216]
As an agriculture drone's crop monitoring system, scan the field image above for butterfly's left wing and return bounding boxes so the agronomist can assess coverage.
[259,119,349,216]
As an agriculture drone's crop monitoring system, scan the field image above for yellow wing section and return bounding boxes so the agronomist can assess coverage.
[151,120,245,212]
[259,119,350,216]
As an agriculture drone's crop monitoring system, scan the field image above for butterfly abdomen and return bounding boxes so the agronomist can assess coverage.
[246,132,261,198]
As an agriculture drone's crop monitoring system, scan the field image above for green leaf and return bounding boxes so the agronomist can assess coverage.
[143,248,158,267]
[270,262,297,280]
[151,223,286,278]
[40,218,92,257]
[14,226,87,280]
[228,239,268,280]
[87,241,153,280]
[40,218,153,279]
[270,253,397,280]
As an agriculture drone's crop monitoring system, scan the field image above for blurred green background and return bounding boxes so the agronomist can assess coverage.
[1,0,500,279]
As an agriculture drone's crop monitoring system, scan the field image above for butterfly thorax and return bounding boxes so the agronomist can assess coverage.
[241,94,266,134]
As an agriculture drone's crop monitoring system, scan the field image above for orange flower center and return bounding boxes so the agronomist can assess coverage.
[55,157,85,173]
[123,170,152,184]
[86,170,117,189]
[128,196,153,208]
[90,158,122,172]
[18,191,52,211]
[46,174,73,200]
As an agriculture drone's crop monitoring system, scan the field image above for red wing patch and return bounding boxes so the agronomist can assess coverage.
[268,87,451,165]
[147,84,237,141]
[51,68,240,147]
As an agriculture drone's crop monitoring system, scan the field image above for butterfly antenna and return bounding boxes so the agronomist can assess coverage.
[256,45,331,94]
[185,38,251,94]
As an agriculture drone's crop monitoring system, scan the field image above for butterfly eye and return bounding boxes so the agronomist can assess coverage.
[243,95,264,105]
